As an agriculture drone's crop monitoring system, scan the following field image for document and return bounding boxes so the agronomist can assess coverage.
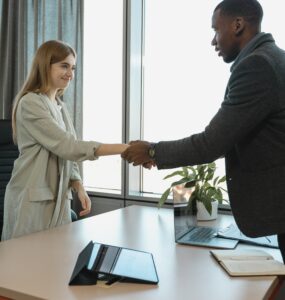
[217,224,278,248]
[210,249,285,276]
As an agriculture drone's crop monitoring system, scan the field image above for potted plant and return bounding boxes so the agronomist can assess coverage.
[159,162,228,220]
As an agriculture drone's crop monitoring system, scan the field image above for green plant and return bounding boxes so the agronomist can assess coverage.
[159,162,228,215]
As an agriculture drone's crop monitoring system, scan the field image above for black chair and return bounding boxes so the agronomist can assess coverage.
[0,120,19,236]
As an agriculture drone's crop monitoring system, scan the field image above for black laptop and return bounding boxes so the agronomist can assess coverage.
[174,199,238,249]
[69,241,159,285]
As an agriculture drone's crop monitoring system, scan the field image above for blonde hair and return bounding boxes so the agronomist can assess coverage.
[12,40,76,143]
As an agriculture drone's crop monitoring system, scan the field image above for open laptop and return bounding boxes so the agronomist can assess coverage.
[174,194,238,249]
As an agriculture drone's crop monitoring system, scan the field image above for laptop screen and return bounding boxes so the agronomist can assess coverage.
[173,186,197,241]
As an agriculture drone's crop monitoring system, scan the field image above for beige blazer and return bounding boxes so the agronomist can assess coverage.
[1,93,101,240]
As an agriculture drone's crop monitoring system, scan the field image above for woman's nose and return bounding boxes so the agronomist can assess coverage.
[67,69,73,78]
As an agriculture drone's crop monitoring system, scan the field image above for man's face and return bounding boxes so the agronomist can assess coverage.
[211,9,241,63]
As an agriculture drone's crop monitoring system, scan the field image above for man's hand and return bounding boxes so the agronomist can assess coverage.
[121,140,156,167]
[142,161,156,169]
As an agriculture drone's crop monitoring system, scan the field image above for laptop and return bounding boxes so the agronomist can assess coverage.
[174,195,238,249]
[69,241,159,285]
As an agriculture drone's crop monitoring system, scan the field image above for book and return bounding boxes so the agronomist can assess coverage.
[217,223,278,249]
[210,249,285,276]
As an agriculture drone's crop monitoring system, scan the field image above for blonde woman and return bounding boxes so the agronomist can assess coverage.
[1,40,128,240]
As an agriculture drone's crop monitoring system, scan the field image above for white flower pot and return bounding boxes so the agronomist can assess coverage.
[196,200,218,221]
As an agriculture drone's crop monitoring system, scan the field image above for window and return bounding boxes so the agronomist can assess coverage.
[141,0,228,197]
[83,0,124,193]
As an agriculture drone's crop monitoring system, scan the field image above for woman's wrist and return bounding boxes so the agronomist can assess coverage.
[70,180,83,193]
[95,143,129,156]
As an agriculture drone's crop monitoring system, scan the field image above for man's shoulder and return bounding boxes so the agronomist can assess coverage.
[235,45,285,78]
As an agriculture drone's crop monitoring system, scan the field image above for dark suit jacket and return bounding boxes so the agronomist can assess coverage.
[155,33,285,237]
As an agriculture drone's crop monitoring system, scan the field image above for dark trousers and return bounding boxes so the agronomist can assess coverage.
[277,233,285,263]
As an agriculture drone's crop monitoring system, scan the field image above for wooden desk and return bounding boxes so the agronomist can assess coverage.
[0,205,281,300]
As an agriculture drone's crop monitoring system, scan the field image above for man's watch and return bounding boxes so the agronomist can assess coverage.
[148,143,156,159]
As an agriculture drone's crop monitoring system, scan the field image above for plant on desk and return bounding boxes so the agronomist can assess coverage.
[159,162,228,220]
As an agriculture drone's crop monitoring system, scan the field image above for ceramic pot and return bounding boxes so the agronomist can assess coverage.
[196,200,218,221]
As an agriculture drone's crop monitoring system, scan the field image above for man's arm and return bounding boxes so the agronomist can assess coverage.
[122,55,277,169]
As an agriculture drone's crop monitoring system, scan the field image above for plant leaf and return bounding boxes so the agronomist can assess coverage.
[185,180,196,188]
[163,170,185,180]
[220,187,228,193]
[170,178,194,187]
[187,166,196,176]
[201,197,212,215]
[208,162,216,170]
[206,187,216,198]
[218,175,226,184]
[214,189,223,203]
[213,176,219,186]
[158,187,171,207]
[182,167,189,177]
[197,165,206,179]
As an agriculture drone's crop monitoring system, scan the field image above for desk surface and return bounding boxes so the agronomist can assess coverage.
[0,205,281,300]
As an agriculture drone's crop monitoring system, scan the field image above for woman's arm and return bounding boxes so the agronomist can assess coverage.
[95,144,129,156]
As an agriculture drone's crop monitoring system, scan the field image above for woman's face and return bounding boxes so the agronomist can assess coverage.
[49,54,76,92]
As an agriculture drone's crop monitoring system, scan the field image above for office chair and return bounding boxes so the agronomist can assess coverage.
[0,120,77,238]
[0,120,19,236]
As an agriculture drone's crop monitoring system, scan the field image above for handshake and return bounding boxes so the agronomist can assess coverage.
[121,140,156,169]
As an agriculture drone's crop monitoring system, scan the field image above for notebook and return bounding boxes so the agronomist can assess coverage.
[210,249,285,276]
[174,199,238,249]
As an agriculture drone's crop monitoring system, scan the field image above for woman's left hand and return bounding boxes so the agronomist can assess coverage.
[77,187,92,216]
[71,180,92,217]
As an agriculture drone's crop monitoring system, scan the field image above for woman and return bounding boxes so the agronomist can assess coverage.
[1,40,128,240]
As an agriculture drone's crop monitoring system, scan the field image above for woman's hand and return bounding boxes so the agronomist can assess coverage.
[77,187,92,217]
[70,181,92,217]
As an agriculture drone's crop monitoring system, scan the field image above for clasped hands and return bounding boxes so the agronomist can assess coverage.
[121,140,156,169]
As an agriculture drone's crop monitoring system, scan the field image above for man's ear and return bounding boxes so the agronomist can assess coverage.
[233,17,245,36]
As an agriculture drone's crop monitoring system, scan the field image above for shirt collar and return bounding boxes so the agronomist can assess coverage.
[230,33,275,72]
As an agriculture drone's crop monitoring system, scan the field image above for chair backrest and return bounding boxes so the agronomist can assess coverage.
[0,120,19,237]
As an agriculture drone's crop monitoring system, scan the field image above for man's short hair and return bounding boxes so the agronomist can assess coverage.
[214,0,263,26]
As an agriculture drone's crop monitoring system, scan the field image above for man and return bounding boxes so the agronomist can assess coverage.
[122,0,285,262]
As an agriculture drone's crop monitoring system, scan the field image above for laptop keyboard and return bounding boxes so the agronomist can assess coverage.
[187,227,216,242]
